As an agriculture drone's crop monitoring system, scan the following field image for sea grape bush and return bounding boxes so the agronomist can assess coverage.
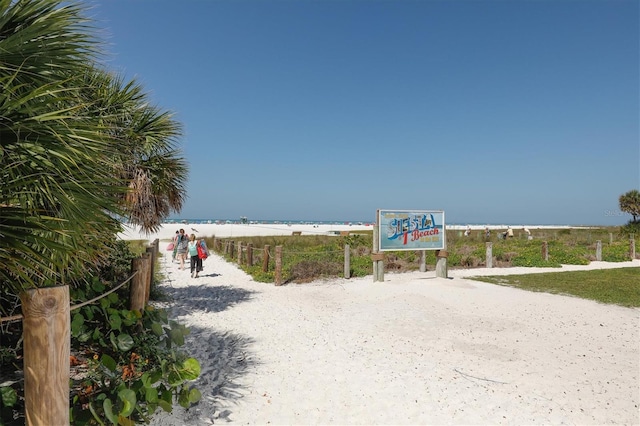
[0,240,200,426]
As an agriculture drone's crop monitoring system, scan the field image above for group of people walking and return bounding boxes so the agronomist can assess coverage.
[170,229,209,278]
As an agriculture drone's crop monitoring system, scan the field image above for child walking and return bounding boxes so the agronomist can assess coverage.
[187,234,203,278]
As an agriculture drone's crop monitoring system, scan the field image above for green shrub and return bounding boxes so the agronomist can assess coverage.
[0,240,199,426]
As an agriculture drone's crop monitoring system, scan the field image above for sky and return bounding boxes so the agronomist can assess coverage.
[88,0,639,226]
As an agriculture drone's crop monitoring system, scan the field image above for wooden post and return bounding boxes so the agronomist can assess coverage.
[130,257,146,312]
[237,241,243,264]
[435,250,448,278]
[596,240,602,261]
[630,239,636,260]
[486,242,493,268]
[153,238,160,255]
[247,243,254,266]
[372,223,378,281]
[20,286,70,426]
[145,246,155,295]
[229,241,235,259]
[372,221,384,282]
[141,252,152,303]
[263,245,271,272]
[419,250,426,272]
[542,241,549,261]
[275,245,283,286]
[344,244,350,279]
[609,233,613,244]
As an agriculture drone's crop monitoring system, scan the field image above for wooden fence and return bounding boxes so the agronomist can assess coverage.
[0,239,160,426]
[212,236,638,285]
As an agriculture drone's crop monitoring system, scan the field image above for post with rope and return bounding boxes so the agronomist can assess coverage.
[141,252,152,303]
[596,240,602,261]
[486,242,493,268]
[130,258,146,312]
[145,246,155,301]
[263,245,271,272]
[237,241,243,264]
[20,285,70,426]
[275,245,283,286]
[247,243,254,266]
[630,238,636,260]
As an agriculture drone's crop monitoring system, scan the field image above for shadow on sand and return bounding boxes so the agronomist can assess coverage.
[149,284,258,425]
[159,283,255,317]
[148,326,257,425]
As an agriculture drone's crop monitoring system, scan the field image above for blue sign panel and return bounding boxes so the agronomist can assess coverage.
[378,210,445,251]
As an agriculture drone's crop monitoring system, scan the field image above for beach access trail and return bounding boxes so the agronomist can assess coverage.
[149,250,639,425]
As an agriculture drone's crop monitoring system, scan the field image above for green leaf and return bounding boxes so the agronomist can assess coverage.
[92,280,106,293]
[89,401,106,426]
[78,331,92,343]
[169,327,185,346]
[178,388,190,408]
[0,386,18,407]
[180,358,201,381]
[103,399,118,425]
[109,313,122,331]
[161,389,173,403]
[93,327,102,340]
[107,292,119,304]
[100,297,112,310]
[188,387,202,404]
[101,354,117,372]
[140,372,151,388]
[116,333,134,352]
[109,332,118,350]
[84,306,95,320]
[151,322,164,336]
[71,313,85,336]
[157,399,172,413]
[168,371,182,386]
[121,310,138,326]
[117,388,136,417]
[145,387,159,403]
[149,370,163,384]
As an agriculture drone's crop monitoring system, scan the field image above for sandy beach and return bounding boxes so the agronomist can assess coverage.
[126,224,640,425]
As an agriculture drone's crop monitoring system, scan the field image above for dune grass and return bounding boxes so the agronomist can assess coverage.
[470,267,640,307]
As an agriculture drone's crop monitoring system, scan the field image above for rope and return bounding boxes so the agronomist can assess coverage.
[0,270,139,324]
[71,270,138,311]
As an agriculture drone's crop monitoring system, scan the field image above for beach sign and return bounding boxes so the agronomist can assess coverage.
[378,210,445,251]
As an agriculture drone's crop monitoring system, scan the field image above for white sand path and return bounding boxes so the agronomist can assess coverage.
[148,249,640,425]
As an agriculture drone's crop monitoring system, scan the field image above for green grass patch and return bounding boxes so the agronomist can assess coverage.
[470,267,640,307]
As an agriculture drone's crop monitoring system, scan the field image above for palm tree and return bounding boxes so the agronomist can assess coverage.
[619,189,640,223]
[0,0,127,297]
[0,0,189,298]
[73,68,189,233]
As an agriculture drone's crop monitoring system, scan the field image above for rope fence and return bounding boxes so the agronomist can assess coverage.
[0,238,160,425]
[210,234,638,286]
[0,272,138,324]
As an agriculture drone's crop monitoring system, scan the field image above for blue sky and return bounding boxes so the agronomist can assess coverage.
[89,0,639,225]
